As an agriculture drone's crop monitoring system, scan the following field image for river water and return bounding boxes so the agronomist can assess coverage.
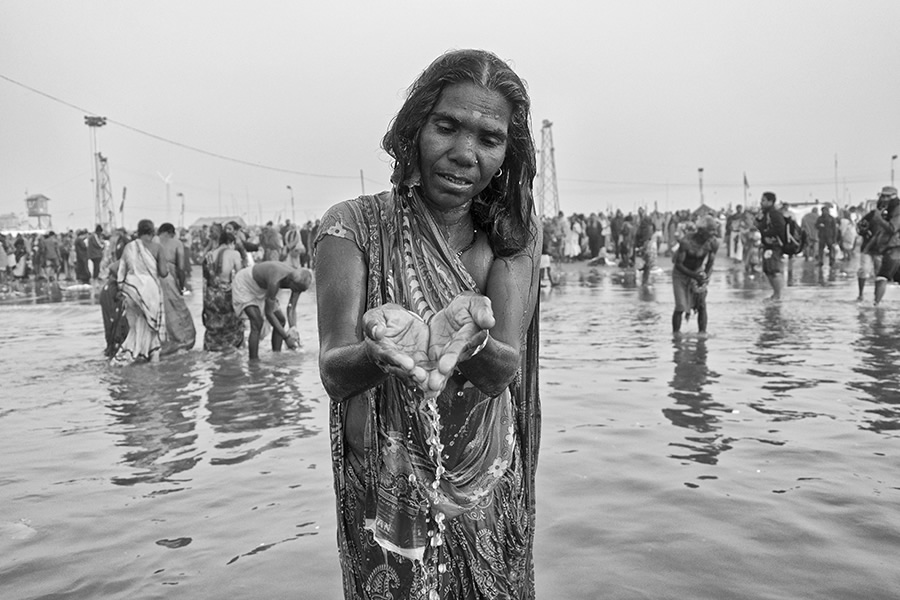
[1,258,898,600]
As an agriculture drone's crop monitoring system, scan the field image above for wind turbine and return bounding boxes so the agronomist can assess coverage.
[157,171,172,222]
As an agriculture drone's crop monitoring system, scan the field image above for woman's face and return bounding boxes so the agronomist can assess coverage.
[416,82,511,210]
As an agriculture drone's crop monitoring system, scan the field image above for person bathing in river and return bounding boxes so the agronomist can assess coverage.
[231,261,311,360]
[114,219,168,363]
[672,215,719,334]
[314,48,542,599]
[157,222,196,353]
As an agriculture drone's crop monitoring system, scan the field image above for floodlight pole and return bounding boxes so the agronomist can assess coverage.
[286,185,295,223]
[84,115,107,228]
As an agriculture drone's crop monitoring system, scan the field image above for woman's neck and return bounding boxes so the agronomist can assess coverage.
[428,201,474,233]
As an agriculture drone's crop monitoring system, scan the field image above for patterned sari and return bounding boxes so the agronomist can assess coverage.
[115,240,166,362]
[316,189,541,600]
[202,247,245,351]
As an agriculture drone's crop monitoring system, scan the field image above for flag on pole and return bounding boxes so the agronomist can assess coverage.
[743,173,749,190]
[119,187,127,213]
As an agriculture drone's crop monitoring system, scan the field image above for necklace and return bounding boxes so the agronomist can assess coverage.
[455,228,478,258]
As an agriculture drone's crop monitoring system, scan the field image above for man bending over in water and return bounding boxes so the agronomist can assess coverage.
[672,216,719,334]
[232,262,312,359]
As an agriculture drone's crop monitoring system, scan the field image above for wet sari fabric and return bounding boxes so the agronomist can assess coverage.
[115,240,166,362]
[317,189,540,600]
[202,247,245,351]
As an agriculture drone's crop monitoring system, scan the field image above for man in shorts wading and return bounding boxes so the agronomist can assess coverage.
[756,191,786,300]
[856,186,896,302]
[873,187,900,306]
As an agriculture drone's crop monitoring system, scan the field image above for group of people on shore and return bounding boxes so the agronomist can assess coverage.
[100,218,311,364]
[0,225,106,285]
[0,218,320,289]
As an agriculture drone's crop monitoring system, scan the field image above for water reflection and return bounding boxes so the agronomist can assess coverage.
[206,356,317,465]
[104,350,318,484]
[851,309,900,433]
[747,302,823,424]
[663,337,730,464]
[104,357,202,486]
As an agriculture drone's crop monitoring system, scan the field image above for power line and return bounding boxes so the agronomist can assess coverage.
[0,72,358,181]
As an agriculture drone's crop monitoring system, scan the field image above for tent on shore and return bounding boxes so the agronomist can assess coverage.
[188,216,247,231]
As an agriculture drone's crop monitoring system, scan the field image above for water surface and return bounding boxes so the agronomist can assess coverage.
[1,259,898,599]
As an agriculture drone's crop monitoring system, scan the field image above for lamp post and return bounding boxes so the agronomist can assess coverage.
[698,167,705,206]
[892,155,897,187]
[286,185,295,223]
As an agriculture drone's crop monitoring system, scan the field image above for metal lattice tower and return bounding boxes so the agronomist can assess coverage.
[536,119,559,218]
[97,153,115,230]
[85,116,114,231]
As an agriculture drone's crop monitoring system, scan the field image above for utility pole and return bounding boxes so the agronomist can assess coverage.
[698,168,705,206]
[536,119,559,218]
[286,185,295,223]
[834,154,839,205]
[177,192,185,230]
[892,154,897,187]
[120,187,127,229]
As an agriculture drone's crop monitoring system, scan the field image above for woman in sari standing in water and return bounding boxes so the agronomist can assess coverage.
[157,222,196,353]
[315,49,542,600]
[114,219,167,363]
[202,228,245,351]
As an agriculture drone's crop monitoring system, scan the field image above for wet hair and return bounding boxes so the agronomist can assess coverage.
[762,191,777,203]
[95,224,104,234]
[382,49,537,257]
[219,230,235,246]
[137,219,155,237]
[158,222,176,235]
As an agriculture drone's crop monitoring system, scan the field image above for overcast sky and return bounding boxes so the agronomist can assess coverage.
[2,0,899,231]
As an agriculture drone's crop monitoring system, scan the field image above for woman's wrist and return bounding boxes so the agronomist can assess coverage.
[469,331,490,359]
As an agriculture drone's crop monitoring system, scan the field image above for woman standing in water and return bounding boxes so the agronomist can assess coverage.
[157,222,196,353]
[315,49,542,599]
[202,227,245,351]
[114,219,167,363]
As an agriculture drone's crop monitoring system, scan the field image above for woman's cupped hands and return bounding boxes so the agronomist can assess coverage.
[363,292,495,397]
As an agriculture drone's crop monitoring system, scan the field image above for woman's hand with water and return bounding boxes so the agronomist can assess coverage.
[425,292,496,393]
[363,304,430,388]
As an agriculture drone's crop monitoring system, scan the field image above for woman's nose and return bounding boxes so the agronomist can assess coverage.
[449,135,477,165]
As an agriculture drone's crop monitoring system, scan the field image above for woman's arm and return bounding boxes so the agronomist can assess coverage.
[154,244,169,279]
[457,222,542,396]
[316,235,390,400]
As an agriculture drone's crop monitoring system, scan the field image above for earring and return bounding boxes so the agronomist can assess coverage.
[493,167,503,179]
